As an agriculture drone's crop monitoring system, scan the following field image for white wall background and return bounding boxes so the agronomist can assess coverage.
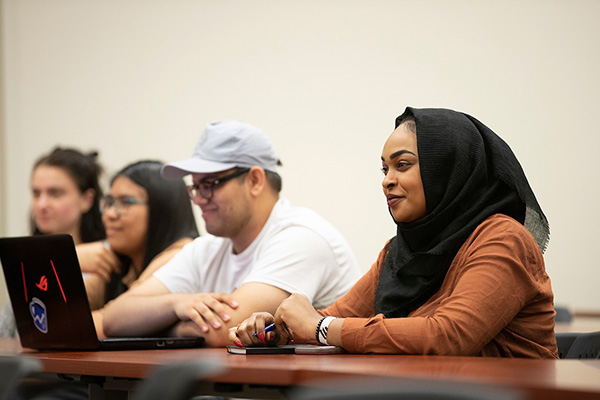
[1,0,599,311]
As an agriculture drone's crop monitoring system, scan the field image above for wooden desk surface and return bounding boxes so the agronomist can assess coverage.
[2,339,600,400]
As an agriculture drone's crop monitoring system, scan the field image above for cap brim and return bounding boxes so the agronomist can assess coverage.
[161,158,238,179]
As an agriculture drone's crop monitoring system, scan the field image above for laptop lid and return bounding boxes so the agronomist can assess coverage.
[0,234,204,351]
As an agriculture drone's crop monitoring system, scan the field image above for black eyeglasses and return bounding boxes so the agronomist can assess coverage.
[100,195,148,216]
[186,168,250,200]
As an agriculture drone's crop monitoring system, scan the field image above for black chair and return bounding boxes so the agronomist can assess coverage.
[0,356,41,400]
[555,332,580,359]
[131,359,225,400]
[289,377,523,400]
[564,331,600,359]
[554,306,573,323]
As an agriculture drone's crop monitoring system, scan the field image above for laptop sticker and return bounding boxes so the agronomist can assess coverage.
[36,275,48,291]
[30,297,48,334]
[21,261,28,302]
[50,260,67,303]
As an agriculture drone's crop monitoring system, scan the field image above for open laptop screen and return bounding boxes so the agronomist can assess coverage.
[0,234,204,351]
[1,235,101,349]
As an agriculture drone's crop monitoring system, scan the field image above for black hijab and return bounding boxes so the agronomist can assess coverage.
[374,107,549,318]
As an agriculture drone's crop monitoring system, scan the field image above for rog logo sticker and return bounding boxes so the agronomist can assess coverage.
[36,275,48,291]
[29,297,48,334]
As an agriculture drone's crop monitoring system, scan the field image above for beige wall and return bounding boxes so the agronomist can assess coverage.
[1,0,599,310]
[0,0,7,302]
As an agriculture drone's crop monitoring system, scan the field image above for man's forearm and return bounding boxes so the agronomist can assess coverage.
[169,319,238,347]
[102,293,178,337]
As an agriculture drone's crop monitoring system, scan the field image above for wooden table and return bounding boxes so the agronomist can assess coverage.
[2,338,600,400]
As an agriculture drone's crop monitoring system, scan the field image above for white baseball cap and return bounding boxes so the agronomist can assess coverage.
[161,120,280,179]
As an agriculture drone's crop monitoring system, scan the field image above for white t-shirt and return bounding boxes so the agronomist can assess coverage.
[154,198,360,309]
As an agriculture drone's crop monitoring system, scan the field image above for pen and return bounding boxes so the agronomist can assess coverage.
[253,323,276,337]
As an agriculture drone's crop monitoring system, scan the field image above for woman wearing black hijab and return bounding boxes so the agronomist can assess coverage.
[230,107,557,358]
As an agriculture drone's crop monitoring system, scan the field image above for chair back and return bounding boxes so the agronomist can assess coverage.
[554,306,573,323]
[289,377,523,400]
[132,359,225,400]
[0,356,41,400]
[555,332,580,358]
[565,331,600,359]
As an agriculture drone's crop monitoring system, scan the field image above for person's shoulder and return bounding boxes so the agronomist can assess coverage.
[150,237,196,264]
[272,197,338,230]
[273,197,317,217]
[165,237,194,252]
[469,213,540,252]
[184,233,230,254]
[475,213,529,235]
[462,214,547,281]
[265,198,356,260]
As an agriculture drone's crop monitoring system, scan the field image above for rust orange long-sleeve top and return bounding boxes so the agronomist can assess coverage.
[319,214,558,358]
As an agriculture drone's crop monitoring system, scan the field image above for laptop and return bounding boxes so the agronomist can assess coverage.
[0,234,204,351]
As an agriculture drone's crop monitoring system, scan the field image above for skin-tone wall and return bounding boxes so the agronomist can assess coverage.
[0,1,6,240]
[1,0,599,311]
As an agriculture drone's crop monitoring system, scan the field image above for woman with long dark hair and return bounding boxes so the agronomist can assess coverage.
[88,160,199,333]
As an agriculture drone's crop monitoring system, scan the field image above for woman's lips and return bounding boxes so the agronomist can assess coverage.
[104,227,121,236]
[386,195,404,207]
[36,216,52,223]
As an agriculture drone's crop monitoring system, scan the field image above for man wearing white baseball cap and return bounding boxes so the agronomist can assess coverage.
[103,120,360,346]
